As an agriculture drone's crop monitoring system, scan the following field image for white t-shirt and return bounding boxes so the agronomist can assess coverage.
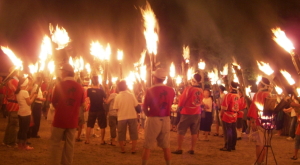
[203,97,213,112]
[113,90,138,121]
[108,93,117,116]
[31,84,43,103]
[16,90,31,116]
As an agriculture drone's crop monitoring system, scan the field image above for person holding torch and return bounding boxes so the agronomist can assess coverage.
[247,77,271,165]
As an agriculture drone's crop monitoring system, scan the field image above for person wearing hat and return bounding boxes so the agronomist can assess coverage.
[172,73,203,155]
[220,81,240,152]
[49,63,84,165]
[247,77,271,164]
[2,67,20,147]
[142,68,175,165]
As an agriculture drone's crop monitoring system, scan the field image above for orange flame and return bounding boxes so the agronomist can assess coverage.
[280,70,295,85]
[141,2,159,55]
[90,41,105,60]
[85,63,91,74]
[182,45,190,62]
[50,24,70,49]
[257,61,274,75]
[170,62,175,78]
[220,64,228,75]
[28,63,38,75]
[198,59,205,70]
[175,75,182,86]
[1,46,23,70]
[117,49,123,61]
[255,102,264,111]
[272,27,295,54]
[47,61,55,74]
[275,86,283,95]
[187,67,194,81]
[297,88,300,97]
[256,75,262,85]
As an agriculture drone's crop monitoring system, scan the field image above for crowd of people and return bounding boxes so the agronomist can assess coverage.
[1,63,300,165]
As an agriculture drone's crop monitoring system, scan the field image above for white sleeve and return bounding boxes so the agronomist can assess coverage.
[113,95,119,110]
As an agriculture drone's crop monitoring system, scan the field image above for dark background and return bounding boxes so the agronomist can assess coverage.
[0,0,300,81]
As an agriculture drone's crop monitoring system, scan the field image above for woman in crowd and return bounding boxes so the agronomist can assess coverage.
[15,77,37,150]
[106,87,118,146]
[199,89,213,141]
[113,80,139,153]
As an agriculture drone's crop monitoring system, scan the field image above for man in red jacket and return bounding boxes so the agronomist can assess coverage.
[172,73,203,155]
[50,63,84,165]
[247,77,271,165]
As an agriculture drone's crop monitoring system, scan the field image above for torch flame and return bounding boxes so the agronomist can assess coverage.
[297,88,300,97]
[85,63,91,74]
[126,71,136,90]
[79,57,84,71]
[256,75,262,85]
[141,2,159,55]
[170,62,175,78]
[187,67,194,81]
[105,43,111,60]
[112,77,118,84]
[255,102,264,111]
[182,46,190,62]
[175,75,182,86]
[1,46,23,70]
[39,35,52,62]
[220,63,228,75]
[69,57,74,68]
[208,71,216,84]
[246,86,251,96]
[233,74,239,83]
[90,41,105,60]
[198,59,205,70]
[163,76,168,85]
[275,86,283,95]
[28,63,38,75]
[271,27,295,54]
[257,61,274,75]
[280,70,295,85]
[140,65,147,82]
[117,49,123,61]
[50,24,70,49]
[48,61,55,74]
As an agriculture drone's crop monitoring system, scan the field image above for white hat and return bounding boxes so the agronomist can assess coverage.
[152,68,167,80]
[60,63,74,73]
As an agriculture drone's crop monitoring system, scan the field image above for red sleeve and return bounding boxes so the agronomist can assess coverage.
[178,87,189,107]
[248,101,258,119]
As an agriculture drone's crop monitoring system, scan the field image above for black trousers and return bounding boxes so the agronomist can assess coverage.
[18,115,31,141]
[31,102,42,137]
[224,121,237,150]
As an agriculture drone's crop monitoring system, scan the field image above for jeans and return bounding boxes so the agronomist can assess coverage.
[3,111,19,145]
[17,115,31,141]
[289,116,297,138]
[223,121,237,150]
[49,127,76,165]
[31,102,42,137]
[109,116,117,138]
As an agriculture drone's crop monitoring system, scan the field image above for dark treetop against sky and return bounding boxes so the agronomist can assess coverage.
[0,0,300,78]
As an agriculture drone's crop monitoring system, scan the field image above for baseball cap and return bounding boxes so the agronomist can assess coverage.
[152,68,167,80]
[60,63,74,73]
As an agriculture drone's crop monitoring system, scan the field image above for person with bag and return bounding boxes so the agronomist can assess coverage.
[172,73,203,155]
[15,77,37,150]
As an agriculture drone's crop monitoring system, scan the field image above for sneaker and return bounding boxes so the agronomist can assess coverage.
[171,150,183,154]
[286,137,294,141]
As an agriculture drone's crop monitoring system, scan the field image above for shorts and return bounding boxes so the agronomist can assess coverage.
[295,135,300,149]
[253,128,265,146]
[236,118,243,129]
[117,118,138,141]
[177,114,200,135]
[78,106,85,126]
[144,117,170,149]
[87,111,107,129]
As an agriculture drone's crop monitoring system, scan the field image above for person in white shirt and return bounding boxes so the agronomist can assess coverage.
[113,80,139,153]
[15,77,37,150]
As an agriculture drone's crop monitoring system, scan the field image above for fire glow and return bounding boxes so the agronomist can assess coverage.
[257,61,274,75]
[272,27,295,54]
[280,70,295,85]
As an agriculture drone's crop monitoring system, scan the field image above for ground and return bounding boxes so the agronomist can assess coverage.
[0,117,298,165]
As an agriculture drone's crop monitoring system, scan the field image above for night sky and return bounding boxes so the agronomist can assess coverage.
[0,0,300,80]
